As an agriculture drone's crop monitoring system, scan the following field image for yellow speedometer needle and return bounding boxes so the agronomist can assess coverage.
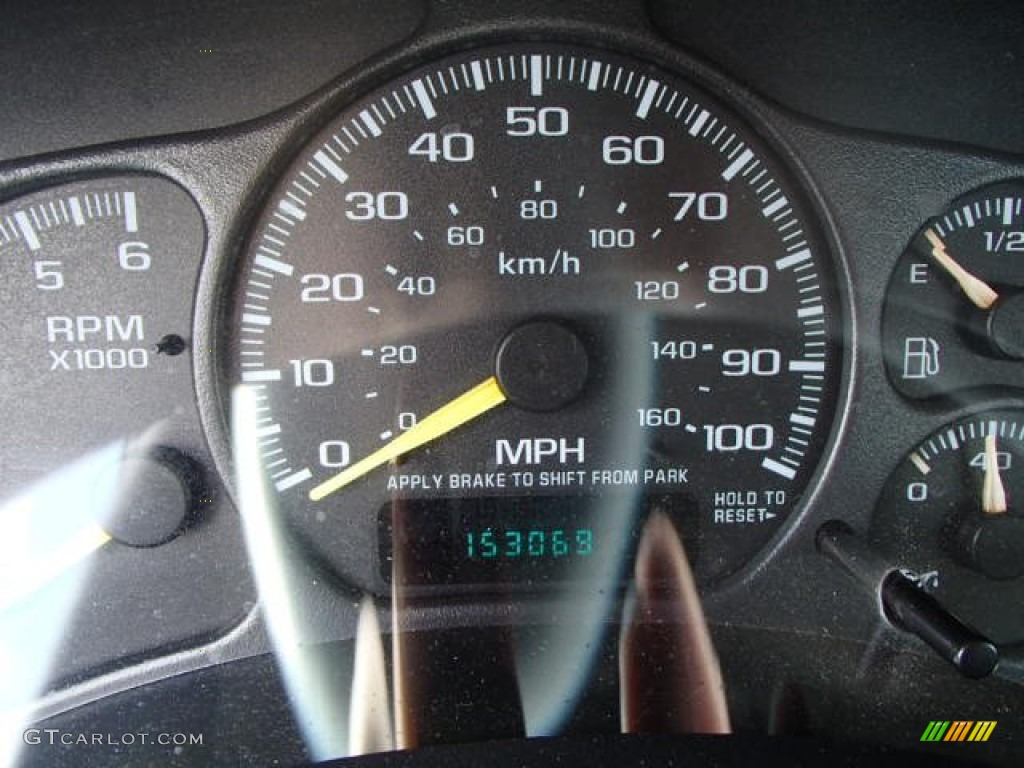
[924,229,998,310]
[982,434,1008,515]
[309,376,507,500]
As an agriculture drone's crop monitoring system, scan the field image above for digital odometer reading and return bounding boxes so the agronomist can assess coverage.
[224,44,845,593]
[464,527,594,561]
[380,496,611,589]
[380,494,712,589]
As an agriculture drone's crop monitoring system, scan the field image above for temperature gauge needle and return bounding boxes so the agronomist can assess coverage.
[309,376,507,500]
[924,229,999,310]
[982,434,1008,515]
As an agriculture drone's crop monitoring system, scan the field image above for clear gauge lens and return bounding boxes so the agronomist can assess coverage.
[882,180,1024,399]
[870,411,1024,644]
[222,44,846,592]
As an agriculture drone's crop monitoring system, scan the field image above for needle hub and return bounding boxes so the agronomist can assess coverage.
[947,514,1024,581]
[99,447,198,547]
[987,291,1024,360]
[495,321,589,412]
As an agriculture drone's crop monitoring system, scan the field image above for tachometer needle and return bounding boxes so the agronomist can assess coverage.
[309,376,507,500]
[982,434,1008,515]
[924,229,998,310]
[1,522,111,613]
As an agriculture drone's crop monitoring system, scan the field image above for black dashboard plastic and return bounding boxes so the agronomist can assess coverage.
[2,2,1022,766]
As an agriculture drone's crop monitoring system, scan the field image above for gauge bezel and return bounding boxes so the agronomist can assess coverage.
[203,22,856,600]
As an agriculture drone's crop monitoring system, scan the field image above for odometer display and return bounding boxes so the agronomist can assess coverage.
[223,43,845,592]
[380,496,606,590]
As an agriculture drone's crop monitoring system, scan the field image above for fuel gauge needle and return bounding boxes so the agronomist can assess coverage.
[982,434,1008,515]
[309,376,507,500]
[924,229,999,310]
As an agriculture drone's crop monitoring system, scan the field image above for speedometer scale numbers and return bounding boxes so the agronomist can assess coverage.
[224,45,844,590]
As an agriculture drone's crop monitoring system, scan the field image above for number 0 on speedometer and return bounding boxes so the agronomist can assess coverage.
[222,43,847,591]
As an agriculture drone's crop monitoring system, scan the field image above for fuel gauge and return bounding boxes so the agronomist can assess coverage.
[882,181,1024,399]
[870,410,1024,644]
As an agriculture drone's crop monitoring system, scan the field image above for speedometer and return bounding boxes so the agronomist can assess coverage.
[220,43,846,592]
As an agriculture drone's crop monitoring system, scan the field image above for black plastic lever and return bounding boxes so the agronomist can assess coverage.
[816,520,998,680]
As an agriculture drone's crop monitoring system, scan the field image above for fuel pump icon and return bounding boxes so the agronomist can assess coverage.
[902,337,940,379]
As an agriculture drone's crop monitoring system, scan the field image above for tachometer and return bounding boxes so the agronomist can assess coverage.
[221,43,846,591]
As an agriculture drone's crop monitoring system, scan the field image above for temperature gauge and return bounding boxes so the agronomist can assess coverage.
[870,411,1024,644]
[882,181,1024,399]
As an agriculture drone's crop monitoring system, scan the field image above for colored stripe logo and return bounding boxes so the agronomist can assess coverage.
[921,721,997,742]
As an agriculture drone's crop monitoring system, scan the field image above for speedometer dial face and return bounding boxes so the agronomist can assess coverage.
[223,44,845,592]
